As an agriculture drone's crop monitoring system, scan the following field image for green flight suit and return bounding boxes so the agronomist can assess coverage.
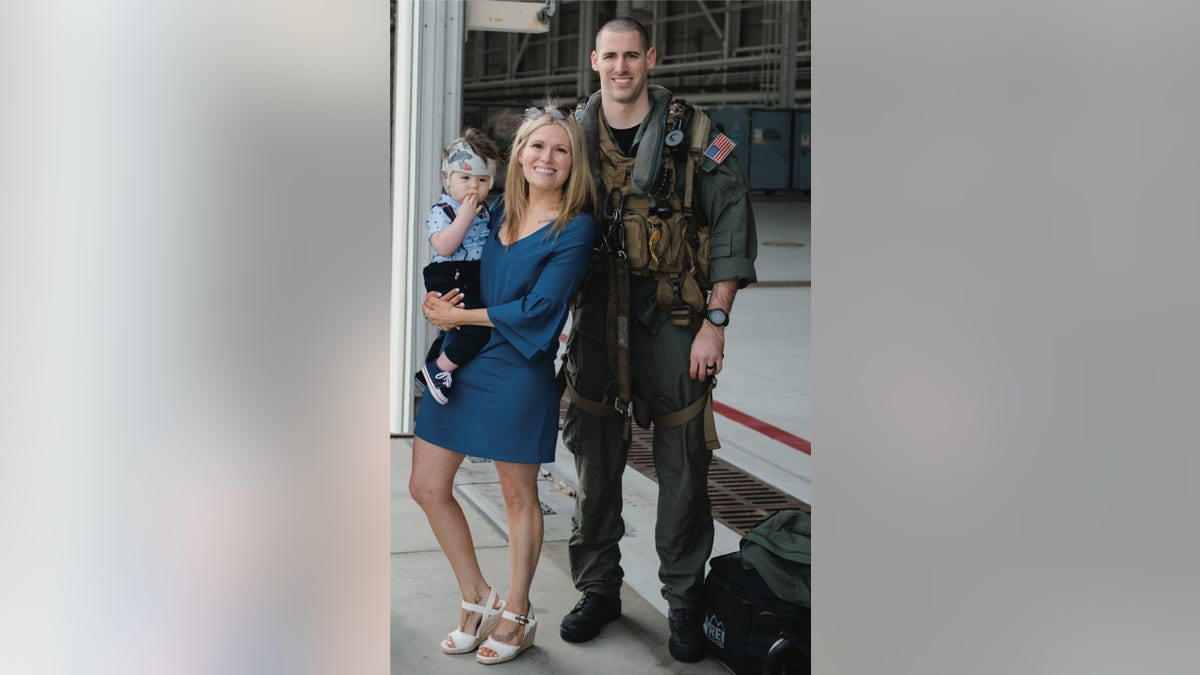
[564,85,758,610]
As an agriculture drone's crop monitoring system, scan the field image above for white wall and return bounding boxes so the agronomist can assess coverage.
[391,0,465,433]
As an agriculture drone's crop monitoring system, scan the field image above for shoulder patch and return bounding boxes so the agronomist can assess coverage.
[703,133,736,164]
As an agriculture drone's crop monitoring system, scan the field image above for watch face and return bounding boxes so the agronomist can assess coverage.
[707,308,729,326]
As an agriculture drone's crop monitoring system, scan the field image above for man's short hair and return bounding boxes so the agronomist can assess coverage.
[596,16,650,52]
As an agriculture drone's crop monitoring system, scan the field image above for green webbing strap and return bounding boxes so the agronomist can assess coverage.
[654,378,721,451]
[611,253,634,443]
[595,175,634,442]
[613,258,631,402]
[682,106,710,220]
[567,374,721,451]
[564,375,623,419]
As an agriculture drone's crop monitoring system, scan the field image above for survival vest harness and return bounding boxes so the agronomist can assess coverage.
[563,94,720,450]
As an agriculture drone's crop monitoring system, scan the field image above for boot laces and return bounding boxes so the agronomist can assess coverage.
[574,592,604,614]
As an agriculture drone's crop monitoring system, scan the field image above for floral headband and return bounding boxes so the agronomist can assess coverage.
[441,141,496,177]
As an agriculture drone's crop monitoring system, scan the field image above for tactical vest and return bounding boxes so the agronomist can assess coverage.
[597,99,714,329]
[562,91,722,451]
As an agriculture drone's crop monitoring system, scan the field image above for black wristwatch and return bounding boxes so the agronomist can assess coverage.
[705,308,730,327]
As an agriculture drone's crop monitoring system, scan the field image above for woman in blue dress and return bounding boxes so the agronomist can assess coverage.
[410,105,596,666]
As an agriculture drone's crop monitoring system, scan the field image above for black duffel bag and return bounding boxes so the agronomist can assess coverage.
[702,552,810,675]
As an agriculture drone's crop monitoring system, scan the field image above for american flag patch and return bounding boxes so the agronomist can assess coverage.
[704,133,736,164]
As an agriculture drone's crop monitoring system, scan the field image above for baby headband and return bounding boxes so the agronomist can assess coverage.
[442,141,496,177]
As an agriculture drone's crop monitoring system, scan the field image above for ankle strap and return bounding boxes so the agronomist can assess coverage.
[501,608,534,625]
[461,586,500,615]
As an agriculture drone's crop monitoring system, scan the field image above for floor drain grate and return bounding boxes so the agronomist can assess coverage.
[560,399,810,536]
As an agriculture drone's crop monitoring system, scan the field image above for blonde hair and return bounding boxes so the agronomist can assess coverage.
[501,106,595,243]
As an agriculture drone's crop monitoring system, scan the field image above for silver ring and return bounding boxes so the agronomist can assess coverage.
[705,363,716,370]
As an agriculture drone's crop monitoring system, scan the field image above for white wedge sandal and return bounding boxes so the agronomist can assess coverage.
[475,608,537,665]
[440,586,504,655]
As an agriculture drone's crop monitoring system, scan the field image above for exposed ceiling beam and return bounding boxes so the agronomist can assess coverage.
[694,0,724,40]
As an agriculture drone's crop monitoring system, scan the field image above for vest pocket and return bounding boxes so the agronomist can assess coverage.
[622,212,651,270]
[652,213,688,275]
[625,211,698,276]
[655,273,706,328]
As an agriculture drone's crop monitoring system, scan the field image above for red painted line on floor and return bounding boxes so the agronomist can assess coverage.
[712,400,811,455]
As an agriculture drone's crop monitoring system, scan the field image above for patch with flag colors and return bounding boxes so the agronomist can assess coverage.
[704,133,736,164]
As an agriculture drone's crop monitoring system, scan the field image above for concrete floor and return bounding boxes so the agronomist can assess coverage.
[391,440,734,675]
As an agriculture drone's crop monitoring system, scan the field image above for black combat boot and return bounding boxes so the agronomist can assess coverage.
[559,591,622,643]
[668,608,706,662]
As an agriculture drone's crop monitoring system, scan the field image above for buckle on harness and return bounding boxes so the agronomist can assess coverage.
[603,188,624,231]
[601,187,628,260]
[668,275,692,322]
[614,398,632,417]
[665,101,691,152]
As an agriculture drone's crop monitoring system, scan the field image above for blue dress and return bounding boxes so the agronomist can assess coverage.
[415,205,597,464]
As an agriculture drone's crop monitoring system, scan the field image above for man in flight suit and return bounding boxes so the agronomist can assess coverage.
[561,16,758,663]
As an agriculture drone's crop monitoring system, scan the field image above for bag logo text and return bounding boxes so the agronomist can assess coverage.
[703,613,726,648]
